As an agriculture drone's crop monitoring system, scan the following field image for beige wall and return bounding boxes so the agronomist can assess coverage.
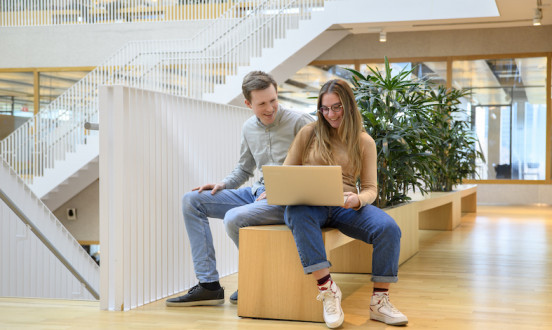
[53,179,99,243]
[316,25,552,61]
[0,115,28,140]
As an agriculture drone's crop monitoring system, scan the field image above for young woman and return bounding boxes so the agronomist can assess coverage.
[283,79,408,328]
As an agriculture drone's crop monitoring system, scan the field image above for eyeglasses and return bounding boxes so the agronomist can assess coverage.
[319,104,343,114]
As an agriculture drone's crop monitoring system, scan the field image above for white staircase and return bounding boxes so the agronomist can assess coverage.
[206,10,350,104]
[0,158,100,300]
[5,0,350,206]
[30,133,99,211]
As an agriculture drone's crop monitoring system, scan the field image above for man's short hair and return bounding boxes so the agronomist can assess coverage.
[242,71,278,102]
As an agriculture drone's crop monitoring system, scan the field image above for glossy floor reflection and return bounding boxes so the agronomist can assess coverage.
[1,205,551,329]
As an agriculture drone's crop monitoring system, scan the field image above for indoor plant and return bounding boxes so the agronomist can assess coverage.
[348,58,435,208]
[348,58,484,207]
[425,85,485,191]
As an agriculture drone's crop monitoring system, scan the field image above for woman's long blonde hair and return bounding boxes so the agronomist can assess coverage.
[304,79,365,178]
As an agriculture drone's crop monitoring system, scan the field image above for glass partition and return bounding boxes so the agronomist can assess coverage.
[0,68,91,138]
[39,70,90,111]
[282,62,448,114]
[0,70,91,118]
[0,72,35,117]
[360,61,447,87]
[453,57,547,180]
[279,64,355,114]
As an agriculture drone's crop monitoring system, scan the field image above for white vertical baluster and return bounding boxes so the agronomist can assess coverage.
[136,87,144,306]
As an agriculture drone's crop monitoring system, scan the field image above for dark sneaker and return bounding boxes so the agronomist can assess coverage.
[230,290,238,304]
[165,284,224,307]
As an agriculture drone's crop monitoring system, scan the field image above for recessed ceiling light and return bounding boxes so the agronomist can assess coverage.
[379,31,387,42]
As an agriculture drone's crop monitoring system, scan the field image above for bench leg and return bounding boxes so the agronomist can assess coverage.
[461,192,477,213]
[418,199,461,231]
[330,241,373,273]
[238,226,324,322]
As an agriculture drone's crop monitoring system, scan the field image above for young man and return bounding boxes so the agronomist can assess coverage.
[166,71,313,307]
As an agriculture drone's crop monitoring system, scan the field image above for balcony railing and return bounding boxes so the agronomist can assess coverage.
[0,0,236,27]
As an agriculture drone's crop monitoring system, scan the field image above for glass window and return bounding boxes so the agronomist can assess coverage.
[279,64,355,114]
[39,70,90,111]
[0,72,35,117]
[453,57,547,180]
[360,61,447,87]
[0,69,91,138]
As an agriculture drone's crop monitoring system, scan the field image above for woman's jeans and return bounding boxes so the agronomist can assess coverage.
[284,204,401,283]
[182,186,284,283]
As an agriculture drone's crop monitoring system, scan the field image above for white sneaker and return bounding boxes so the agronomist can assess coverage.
[317,280,344,328]
[370,292,408,325]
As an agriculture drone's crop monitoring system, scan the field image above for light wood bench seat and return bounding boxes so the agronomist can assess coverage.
[238,203,418,322]
[237,185,477,322]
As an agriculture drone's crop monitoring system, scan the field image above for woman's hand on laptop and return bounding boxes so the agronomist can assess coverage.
[193,182,226,194]
[256,191,267,201]
[343,192,360,209]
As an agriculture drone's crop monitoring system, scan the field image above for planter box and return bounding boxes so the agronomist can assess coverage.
[413,184,477,230]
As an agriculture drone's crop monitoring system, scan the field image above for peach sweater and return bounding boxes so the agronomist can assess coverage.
[284,122,378,208]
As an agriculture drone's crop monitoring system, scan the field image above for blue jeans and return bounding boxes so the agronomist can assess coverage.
[182,186,284,282]
[284,204,401,283]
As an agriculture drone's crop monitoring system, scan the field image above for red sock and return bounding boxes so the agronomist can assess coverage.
[373,288,388,293]
[317,274,332,286]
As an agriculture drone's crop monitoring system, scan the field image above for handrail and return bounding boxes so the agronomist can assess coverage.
[84,122,99,130]
[0,160,99,299]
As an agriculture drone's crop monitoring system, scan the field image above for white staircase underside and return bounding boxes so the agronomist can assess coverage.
[206,4,351,104]
[0,159,100,300]
[29,134,99,211]
[226,28,350,106]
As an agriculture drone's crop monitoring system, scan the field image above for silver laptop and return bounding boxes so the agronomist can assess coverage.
[262,165,345,206]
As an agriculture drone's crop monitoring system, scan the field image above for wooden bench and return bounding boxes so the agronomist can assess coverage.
[417,184,477,230]
[237,185,477,322]
[237,202,418,322]
[459,184,477,213]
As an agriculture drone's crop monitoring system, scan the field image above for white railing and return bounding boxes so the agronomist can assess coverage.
[0,0,236,27]
[0,157,99,300]
[99,85,252,310]
[0,0,330,188]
